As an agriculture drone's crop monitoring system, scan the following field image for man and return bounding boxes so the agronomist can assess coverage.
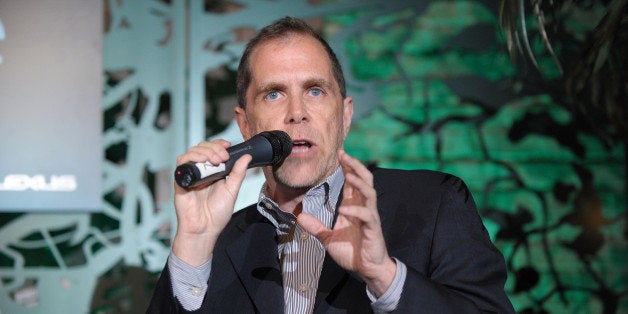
[148,17,514,313]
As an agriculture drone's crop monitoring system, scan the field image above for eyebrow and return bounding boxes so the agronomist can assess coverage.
[303,78,333,91]
[252,82,286,102]
[258,82,286,94]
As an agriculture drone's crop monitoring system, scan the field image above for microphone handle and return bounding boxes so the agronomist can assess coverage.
[174,134,274,189]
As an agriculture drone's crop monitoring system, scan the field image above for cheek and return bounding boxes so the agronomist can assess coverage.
[322,116,345,145]
[244,111,275,132]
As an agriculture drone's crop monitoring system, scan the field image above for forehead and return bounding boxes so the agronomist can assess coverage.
[248,33,334,81]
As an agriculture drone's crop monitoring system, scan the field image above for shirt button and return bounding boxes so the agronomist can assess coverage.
[191,287,202,296]
[298,283,308,292]
[300,233,309,241]
[264,202,273,210]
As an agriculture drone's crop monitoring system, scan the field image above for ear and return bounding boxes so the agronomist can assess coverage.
[342,96,353,140]
[234,106,251,140]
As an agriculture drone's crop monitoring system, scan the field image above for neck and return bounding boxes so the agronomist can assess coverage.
[266,182,308,214]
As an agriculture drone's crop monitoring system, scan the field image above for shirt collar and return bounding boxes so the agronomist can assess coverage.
[257,166,345,228]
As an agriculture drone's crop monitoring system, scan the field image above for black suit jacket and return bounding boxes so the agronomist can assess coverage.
[148,168,514,313]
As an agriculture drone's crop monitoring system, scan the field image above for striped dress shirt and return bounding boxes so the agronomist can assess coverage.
[256,167,342,313]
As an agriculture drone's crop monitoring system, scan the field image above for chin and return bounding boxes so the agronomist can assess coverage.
[273,162,326,190]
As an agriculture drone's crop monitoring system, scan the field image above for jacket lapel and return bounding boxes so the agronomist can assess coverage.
[225,213,284,313]
[314,253,351,310]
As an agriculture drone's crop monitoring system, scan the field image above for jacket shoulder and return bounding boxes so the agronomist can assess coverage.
[371,167,472,202]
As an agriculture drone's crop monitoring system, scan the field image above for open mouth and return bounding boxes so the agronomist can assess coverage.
[292,140,313,153]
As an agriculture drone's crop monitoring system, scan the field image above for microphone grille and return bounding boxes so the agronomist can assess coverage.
[261,130,292,165]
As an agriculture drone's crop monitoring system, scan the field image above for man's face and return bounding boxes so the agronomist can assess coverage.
[235,34,353,191]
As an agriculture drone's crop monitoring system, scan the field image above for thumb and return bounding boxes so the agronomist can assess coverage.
[223,154,252,193]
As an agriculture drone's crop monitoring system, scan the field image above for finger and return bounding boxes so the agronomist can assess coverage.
[297,213,332,243]
[199,138,231,148]
[339,153,372,206]
[339,153,362,205]
[341,178,364,206]
[177,150,222,166]
[338,204,381,228]
[182,140,231,165]
[339,151,378,208]
[339,150,373,186]
[344,172,376,206]
[187,145,229,162]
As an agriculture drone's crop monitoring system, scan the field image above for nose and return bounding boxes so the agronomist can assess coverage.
[285,96,308,124]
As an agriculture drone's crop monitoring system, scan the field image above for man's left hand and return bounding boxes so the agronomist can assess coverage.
[297,150,397,297]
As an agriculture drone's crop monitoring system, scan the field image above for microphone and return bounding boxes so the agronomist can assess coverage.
[174,130,292,189]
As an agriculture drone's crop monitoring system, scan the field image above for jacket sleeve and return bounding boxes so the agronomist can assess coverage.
[146,263,208,314]
[394,174,514,313]
[146,263,179,313]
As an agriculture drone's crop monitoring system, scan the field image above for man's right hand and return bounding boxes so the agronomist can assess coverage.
[171,139,252,266]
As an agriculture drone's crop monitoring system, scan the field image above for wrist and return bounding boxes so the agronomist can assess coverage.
[172,232,216,266]
[364,257,397,297]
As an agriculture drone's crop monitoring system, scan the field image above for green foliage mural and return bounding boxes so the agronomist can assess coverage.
[333,1,627,313]
[0,1,624,313]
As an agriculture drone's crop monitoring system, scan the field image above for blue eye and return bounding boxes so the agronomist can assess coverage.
[309,88,323,97]
[265,91,280,101]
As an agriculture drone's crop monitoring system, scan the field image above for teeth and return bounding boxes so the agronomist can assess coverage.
[292,146,310,153]
[292,140,312,151]
[291,141,311,152]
